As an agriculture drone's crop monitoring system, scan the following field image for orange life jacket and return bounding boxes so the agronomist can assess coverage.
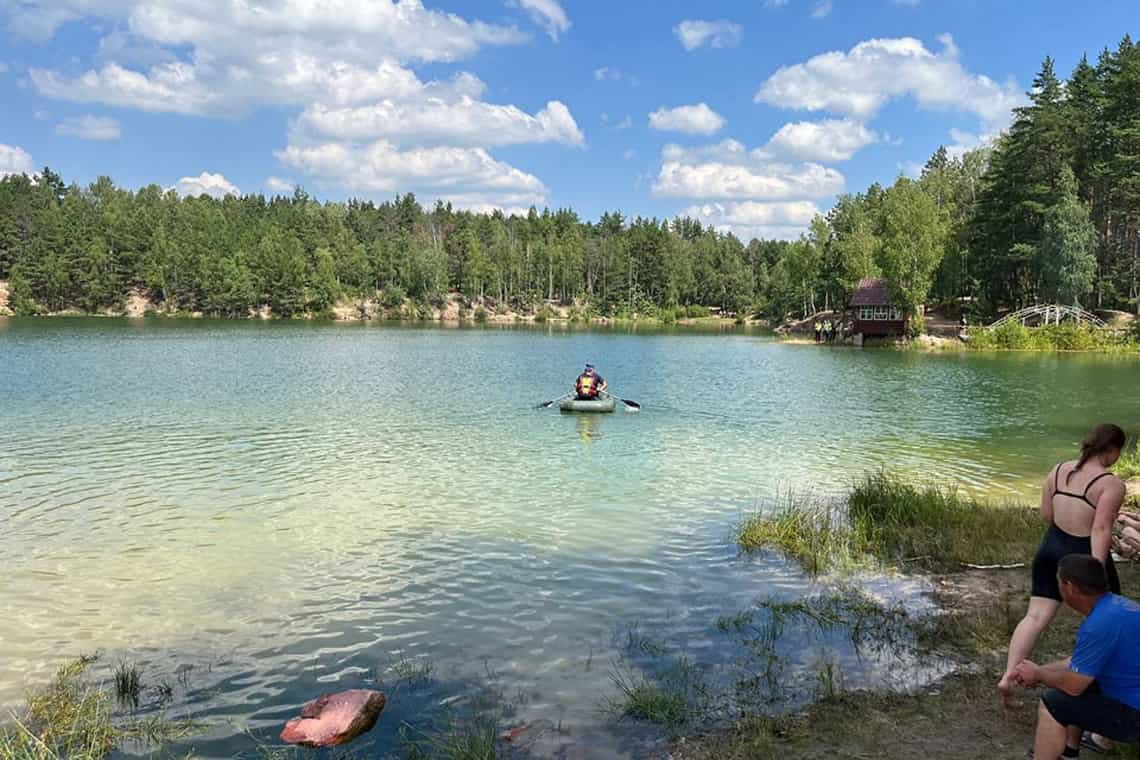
[576,374,599,398]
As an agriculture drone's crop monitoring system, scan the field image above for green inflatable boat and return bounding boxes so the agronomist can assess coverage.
[559,396,616,413]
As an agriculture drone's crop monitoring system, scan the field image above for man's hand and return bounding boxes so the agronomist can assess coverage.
[1014,660,1041,687]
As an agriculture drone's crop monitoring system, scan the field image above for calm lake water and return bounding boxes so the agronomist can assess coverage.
[2,318,1139,757]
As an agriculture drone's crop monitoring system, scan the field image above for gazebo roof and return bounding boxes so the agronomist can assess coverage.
[850,277,892,306]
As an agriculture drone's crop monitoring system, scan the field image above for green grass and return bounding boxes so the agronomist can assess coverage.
[1114,446,1140,481]
[965,321,1140,352]
[608,656,710,731]
[737,472,1042,575]
[735,491,865,575]
[0,657,203,760]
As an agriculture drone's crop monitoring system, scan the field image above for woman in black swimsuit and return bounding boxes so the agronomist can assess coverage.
[997,423,1128,697]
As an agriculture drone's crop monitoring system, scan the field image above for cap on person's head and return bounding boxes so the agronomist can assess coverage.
[585,363,595,371]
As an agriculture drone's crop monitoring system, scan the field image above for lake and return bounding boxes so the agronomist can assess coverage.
[2,318,1138,757]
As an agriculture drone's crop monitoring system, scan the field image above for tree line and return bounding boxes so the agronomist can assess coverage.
[1,34,1136,325]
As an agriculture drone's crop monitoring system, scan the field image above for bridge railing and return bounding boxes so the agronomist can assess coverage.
[988,304,1107,329]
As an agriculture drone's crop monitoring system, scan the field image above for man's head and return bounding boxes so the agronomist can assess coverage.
[583,363,595,375]
[1058,554,1110,611]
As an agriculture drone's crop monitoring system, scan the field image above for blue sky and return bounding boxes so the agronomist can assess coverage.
[0,0,1136,240]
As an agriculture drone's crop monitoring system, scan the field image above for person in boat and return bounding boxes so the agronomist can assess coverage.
[574,364,608,400]
[998,424,1127,699]
[1012,554,1140,759]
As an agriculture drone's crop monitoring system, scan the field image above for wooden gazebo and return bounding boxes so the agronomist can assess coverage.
[850,277,905,337]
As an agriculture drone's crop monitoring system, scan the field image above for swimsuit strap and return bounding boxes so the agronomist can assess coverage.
[1082,472,1114,503]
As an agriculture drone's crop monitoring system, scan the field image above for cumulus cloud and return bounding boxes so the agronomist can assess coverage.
[172,172,240,198]
[55,114,121,140]
[266,176,295,193]
[765,118,876,162]
[755,35,1023,131]
[674,19,743,51]
[295,98,583,147]
[10,0,583,211]
[681,200,822,241]
[277,142,547,209]
[513,0,569,41]
[653,138,842,239]
[648,103,725,135]
[0,144,35,177]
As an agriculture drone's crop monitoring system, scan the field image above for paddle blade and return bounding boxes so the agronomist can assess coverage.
[619,398,640,410]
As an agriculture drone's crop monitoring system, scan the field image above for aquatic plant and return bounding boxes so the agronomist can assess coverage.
[737,472,1041,574]
[607,656,710,731]
[113,660,142,710]
[0,656,203,760]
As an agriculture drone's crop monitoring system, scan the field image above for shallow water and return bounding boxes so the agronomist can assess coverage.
[2,318,1138,757]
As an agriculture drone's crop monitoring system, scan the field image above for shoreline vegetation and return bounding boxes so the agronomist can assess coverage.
[7,471,1139,759]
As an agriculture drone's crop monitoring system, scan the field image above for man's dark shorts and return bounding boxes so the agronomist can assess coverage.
[1043,685,1140,743]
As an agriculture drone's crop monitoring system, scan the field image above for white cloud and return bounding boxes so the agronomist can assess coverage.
[681,200,822,241]
[514,0,569,41]
[266,176,295,193]
[277,142,547,208]
[755,36,1023,132]
[9,1,525,58]
[0,144,35,177]
[811,0,833,18]
[648,103,725,135]
[172,172,240,199]
[653,139,844,201]
[674,19,743,51]
[945,127,997,159]
[12,0,583,211]
[615,115,633,130]
[594,66,619,81]
[766,118,876,162]
[654,158,843,201]
[764,0,791,7]
[622,148,636,160]
[295,98,583,147]
[55,114,121,140]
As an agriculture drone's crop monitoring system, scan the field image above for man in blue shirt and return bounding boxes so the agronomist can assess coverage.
[1013,554,1140,759]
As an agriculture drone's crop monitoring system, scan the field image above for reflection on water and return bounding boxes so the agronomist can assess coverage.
[1,318,1139,757]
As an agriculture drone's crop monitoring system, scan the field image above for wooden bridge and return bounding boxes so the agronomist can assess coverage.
[989,304,1106,329]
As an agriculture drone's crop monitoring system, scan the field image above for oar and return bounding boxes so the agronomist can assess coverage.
[603,392,641,410]
[537,393,573,409]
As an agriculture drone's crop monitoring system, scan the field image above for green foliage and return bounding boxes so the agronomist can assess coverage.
[0,656,202,760]
[738,472,1041,573]
[473,305,488,323]
[876,178,946,319]
[1114,446,1140,481]
[1038,166,1097,306]
[967,321,1132,351]
[380,284,406,309]
[608,657,709,731]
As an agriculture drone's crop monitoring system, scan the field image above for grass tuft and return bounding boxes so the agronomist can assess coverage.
[737,472,1042,574]
[608,657,709,731]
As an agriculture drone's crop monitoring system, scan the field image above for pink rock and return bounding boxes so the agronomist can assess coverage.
[281,689,386,747]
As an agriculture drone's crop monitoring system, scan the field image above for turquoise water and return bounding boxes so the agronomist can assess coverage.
[2,318,1139,757]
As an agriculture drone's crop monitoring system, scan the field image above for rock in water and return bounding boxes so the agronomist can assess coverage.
[281,690,386,747]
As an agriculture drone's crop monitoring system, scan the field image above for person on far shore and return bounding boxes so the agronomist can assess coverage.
[1012,554,1140,759]
[998,423,1128,698]
[813,320,822,343]
[573,363,607,400]
[824,319,834,343]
